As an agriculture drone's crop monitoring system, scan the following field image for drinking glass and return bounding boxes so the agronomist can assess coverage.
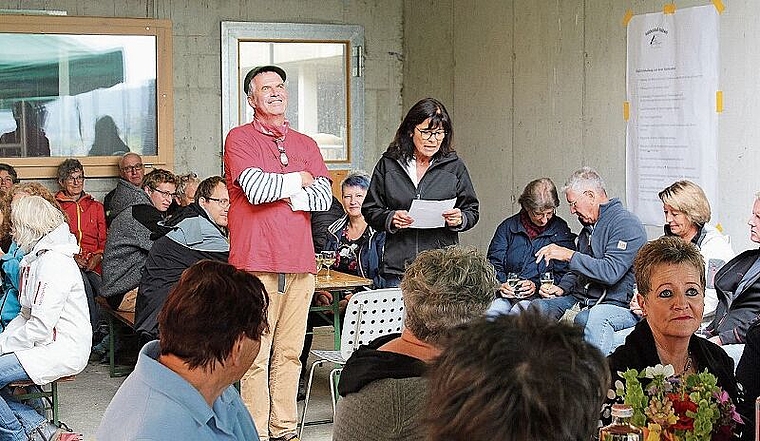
[315,253,324,275]
[506,272,520,297]
[320,250,336,278]
[540,271,554,292]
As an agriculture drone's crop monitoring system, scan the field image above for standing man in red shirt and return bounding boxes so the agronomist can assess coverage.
[224,65,331,441]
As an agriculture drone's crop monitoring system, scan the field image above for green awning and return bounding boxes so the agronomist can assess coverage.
[0,33,124,100]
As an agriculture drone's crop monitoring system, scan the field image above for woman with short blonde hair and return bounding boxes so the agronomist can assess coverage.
[658,180,734,321]
[659,180,711,229]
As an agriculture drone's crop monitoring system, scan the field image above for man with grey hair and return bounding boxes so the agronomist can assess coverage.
[224,65,331,441]
[333,246,497,441]
[104,152,145,226]
[530,166,646,355]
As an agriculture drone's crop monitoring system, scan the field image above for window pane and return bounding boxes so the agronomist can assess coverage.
[239,41,348,161]
[0,34,157,157]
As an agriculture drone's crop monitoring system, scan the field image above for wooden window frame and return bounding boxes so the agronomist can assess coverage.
[0,15,173,179]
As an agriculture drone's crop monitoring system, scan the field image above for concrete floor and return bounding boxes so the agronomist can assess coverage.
[57,328,338,441]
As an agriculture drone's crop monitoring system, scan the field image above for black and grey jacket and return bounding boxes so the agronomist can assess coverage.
[135,204,229,340]
[707,248,760,344]
[362,152,479,278]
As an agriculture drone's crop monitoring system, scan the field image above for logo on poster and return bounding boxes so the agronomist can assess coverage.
[644,27,668,47]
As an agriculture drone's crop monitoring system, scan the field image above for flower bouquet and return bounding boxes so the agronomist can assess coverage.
[612,364,742,441]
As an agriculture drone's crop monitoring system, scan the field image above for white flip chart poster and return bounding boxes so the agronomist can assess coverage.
[625,5,720,226]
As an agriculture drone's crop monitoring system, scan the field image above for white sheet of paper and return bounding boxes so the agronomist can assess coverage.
[408,198,456,229]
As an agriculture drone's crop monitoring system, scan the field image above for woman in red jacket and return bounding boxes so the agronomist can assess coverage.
[55,159,107,273]
[55,158,107,334]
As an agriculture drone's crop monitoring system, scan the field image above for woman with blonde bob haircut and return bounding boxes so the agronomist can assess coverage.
[659,180,734,322]
[0,196,91,440]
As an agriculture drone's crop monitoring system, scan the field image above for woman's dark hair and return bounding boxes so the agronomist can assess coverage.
[159,260,269,371]
[386,98,454,162]
[426,313,609,441]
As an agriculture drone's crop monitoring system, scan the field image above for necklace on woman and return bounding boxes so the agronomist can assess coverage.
[679,352,693,377]
[655,346,693,377]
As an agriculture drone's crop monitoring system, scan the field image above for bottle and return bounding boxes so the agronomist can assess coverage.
[599,404,643,441]
[755,396,759,441]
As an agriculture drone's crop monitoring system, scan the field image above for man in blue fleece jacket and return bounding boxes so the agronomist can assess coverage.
[530,166,647,355]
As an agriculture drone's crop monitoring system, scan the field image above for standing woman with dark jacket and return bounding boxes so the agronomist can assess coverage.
[362,98,479,286]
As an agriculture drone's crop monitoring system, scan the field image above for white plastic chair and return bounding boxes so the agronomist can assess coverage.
[298,287,404,437]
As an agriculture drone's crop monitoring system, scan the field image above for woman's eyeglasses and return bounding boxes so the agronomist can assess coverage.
[415,128,447,141]
[530,209,555,221]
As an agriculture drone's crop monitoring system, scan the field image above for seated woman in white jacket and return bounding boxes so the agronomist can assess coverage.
[659,180,735,325]
[0,195,90,441]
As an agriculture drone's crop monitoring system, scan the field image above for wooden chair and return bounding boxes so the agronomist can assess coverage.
[298,288,404,438]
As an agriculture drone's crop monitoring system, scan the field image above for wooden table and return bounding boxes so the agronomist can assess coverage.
[312,269,372,350]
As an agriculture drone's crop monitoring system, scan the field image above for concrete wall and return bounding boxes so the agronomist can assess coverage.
[0,0,404,197]
[6,1,760,253]
[404,0,760,253]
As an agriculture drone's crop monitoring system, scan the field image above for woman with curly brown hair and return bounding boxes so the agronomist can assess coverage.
[1,183,63,332]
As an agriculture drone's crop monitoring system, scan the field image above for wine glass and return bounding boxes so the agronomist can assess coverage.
[320,250,336,278]
[506,272,520,298]
[315,253,324,275]
[540,271,554,292]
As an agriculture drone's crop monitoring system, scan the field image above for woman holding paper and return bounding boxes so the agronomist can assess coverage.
[362,98,479,287]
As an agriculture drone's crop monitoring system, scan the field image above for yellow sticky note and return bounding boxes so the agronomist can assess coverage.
[622,9,634,27]
[716,90,723,113]
[623,101,630,121]
[663,3,677,14]
[712,0,725,14]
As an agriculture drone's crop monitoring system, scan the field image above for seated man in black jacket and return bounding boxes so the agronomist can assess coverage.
[135,176,230,343]
[704,193,760,363]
